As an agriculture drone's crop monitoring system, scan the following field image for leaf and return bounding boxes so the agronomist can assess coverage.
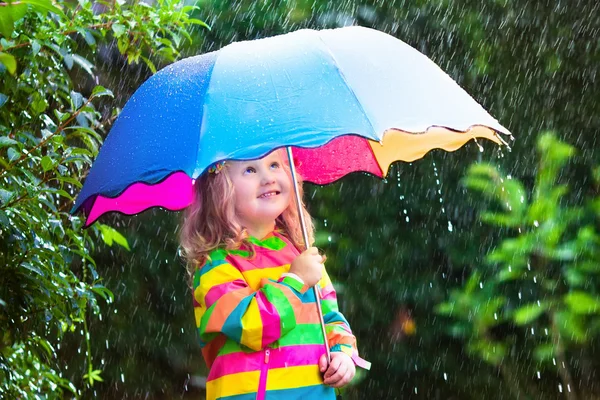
[0,188,14,204]
[62,53,73,69]
[77,28,96,46]
[555,310,588,343]
[533,343,555,362]
[187,18,211,30]
[141,55,157,74]
[98,224,130,251]
[20,0,66,18]
[70,91,84,110]
[91,285,114,303]
[495,266,524,282]
[31,40,41,56]
[513,302,547,325]
[564,291,600,315]
[111,23,127,38]
[7,147,19,161]
[434,302,455,316]
[72,54,94,76]
[0,3,28,38]
[0,136,17,147]
[0,52,17,75]
[0,210,9,226]
[564,269,586,287]
[83,369,104,385]
[41,155,53,172]
[468,339,506,366]
[91,85,114,98]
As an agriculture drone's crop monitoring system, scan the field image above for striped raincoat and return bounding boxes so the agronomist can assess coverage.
[192,231,369,400]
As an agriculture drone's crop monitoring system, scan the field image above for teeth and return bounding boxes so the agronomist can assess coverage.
[259,192,277,198]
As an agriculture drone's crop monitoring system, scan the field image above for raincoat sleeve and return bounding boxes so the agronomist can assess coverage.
[192,251,309,352]
[320,267,371,370]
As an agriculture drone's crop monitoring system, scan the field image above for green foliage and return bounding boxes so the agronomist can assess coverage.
[0,0,205,397]
[438,133,600,398]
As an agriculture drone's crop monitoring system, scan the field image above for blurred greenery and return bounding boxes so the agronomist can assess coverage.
[2,0,599,399]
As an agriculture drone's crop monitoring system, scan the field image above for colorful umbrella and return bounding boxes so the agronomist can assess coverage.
[72,26,511,363]
[72,26,510,227]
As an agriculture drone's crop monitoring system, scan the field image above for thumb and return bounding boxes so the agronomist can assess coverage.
[319,353,328,373]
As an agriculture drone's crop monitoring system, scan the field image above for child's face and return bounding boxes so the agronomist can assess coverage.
[228,150,292,235]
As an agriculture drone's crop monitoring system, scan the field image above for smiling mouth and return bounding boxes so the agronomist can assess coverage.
[258,191,280,199]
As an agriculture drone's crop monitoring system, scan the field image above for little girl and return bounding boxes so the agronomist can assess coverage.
[180,149,369,400]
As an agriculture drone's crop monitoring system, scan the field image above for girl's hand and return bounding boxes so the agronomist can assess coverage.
[289,247,324,287]
[319,351,356,388]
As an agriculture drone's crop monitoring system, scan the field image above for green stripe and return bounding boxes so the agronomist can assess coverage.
[277,323,324,346]
[280,276,304,293]
[199,302,216,338]
[248,235,286,250]
[262,284,296,334]
[321,299,339,314]
[207,248,228,262]
[218,338,247,355]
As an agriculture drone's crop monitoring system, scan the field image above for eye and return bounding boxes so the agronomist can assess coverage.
[270,162,280,169]
[244,166,256,174]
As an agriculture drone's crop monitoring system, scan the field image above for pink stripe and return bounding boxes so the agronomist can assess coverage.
[293,136,382,185]
[234,240,299,272]
[204,279,247,308]
[86,171,193,226]
[207,344,325,380]
[321,284,337,300]
[256,291,281,348]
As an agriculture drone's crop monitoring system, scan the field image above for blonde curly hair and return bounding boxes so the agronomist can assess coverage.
[179,149,314,282]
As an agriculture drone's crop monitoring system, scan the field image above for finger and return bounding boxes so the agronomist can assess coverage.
[331,369,353,388]
[318,354,328,373]
[324,357,341,379]
[320,254,327,263]
[324,364,347,385]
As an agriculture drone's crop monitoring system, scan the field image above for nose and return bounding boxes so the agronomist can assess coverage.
[260,168,276,186]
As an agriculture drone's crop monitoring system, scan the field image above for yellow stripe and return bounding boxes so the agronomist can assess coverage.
[319,268,332,289]
[370,126,504,175]
[266,365,322,390]
[194,307,204,328]
[240,298,262,349]
[243,265,287,288]
[197,263,243,308]
[206,370,260,399]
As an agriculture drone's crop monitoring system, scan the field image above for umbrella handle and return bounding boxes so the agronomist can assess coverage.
[286,146,331,365]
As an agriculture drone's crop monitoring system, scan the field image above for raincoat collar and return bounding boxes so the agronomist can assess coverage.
[247,229,287,251]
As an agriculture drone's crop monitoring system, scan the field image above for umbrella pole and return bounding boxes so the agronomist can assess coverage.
[286,146,331,364]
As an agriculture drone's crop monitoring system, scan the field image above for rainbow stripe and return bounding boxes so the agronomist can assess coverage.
[193,231,367,400]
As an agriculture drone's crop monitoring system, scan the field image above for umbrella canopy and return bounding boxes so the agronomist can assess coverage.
[72,26,510,226]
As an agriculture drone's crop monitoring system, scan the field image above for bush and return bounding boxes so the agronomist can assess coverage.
[0,0,206,397]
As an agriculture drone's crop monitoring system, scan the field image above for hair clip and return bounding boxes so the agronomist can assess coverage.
[208,161,226,174]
